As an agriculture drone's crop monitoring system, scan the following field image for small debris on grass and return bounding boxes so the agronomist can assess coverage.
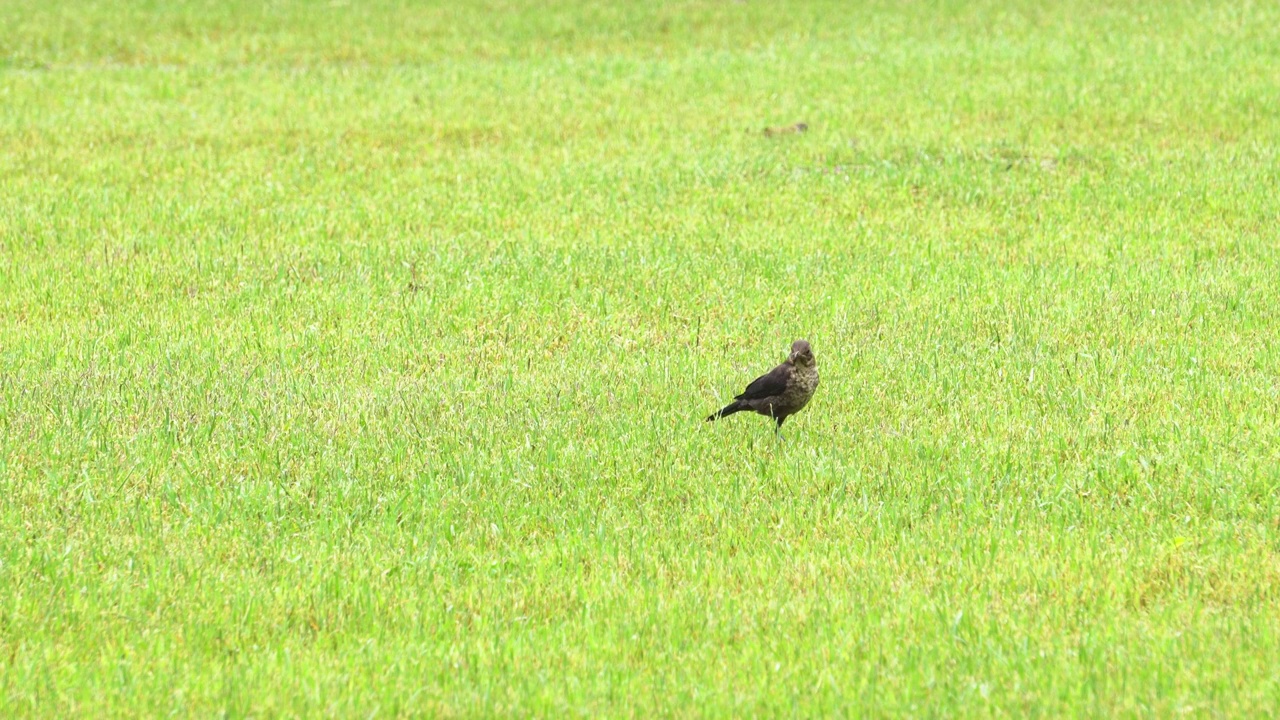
[764,122,808,137]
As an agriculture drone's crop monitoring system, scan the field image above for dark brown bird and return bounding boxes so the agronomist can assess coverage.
[706,340,819,433]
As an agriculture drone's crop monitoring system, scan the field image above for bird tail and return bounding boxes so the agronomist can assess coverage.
[706,401,747,422]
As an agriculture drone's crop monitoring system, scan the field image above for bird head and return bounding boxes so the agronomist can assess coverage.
[789,339,815,366]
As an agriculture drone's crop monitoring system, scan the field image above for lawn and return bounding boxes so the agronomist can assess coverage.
[3,0,1280,715]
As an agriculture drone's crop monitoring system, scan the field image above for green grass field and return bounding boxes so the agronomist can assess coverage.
[4,0,1280,715]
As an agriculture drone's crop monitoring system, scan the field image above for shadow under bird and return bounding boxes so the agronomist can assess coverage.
[706,340,819,434]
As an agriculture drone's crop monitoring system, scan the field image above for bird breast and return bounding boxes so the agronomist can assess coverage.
[788,364,819,405]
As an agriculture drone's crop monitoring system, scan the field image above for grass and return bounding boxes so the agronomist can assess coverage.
[3,0,1280,715]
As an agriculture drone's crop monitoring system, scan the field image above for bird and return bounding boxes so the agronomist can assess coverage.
[706,340,819,434]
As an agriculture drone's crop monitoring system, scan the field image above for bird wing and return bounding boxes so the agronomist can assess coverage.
[735,363,791,400]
